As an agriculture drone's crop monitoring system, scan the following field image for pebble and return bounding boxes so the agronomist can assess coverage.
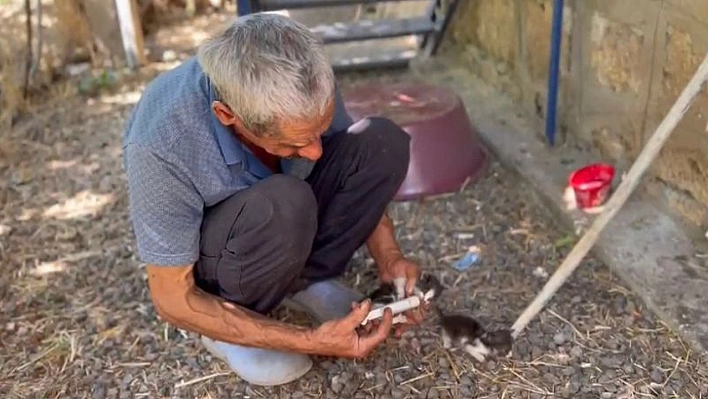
[438,357,449,368]
[92,384,106,399]
[650,368,665,383]
[460,385,473,397]
[543,372,560,385]
[600,356,622,369]
[532,347,544,359]
[553,332,567,345]
[528,333,543,345]
[622,364,635,374]
[569,346,583,358]
[330,376,344,394]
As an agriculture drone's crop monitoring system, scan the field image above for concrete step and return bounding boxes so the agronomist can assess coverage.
[311,17,435,44]
[331,47,417,71]
[258,0,428,10]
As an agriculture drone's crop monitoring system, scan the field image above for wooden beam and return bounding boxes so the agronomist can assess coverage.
[114,0,146,68]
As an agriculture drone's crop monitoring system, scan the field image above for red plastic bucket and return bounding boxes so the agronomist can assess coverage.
[568,163,615,209]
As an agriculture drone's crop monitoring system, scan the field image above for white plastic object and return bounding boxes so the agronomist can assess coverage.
[361,296,421,326]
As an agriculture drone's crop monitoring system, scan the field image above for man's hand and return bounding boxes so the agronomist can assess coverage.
[365,212,430,337]
[311,299,393,359]
[378,256,428,337]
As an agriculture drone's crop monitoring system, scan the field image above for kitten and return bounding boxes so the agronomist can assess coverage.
[365,272,445,305]
[364,272,445,324]
[436,307,513,362]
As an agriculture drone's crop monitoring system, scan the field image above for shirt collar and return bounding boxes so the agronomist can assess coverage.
[206,79,246,166]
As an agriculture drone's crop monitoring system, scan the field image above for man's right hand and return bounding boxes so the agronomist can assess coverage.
[310,299,393,359]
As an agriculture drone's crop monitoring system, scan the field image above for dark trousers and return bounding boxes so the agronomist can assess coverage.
[193,117,410,314]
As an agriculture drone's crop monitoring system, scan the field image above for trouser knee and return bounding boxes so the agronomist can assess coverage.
[196,175,318,313]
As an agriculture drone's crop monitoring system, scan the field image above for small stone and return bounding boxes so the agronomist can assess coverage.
[622,364,635,374]
[392,388,406,399]
[562,367,575,376]
[459,375,472,386]
[93,384,106,399]
[320,360,335,370]
[543,373,560,385]
[570,346,583,358]
[571,296,582,304]
[598,374,612,385]
[331,379,344,393]
[438,357,449,368]
[650,368,664,383]
[601,392,613,398]
[427,387,440,399]
[600,356,622,369]
[532,347,544,359]
[553,332,567,345]
[528,333,543,345]
[568,376,582,393]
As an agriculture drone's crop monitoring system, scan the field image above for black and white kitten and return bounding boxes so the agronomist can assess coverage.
[364,272,445,324]
[436,307,513,362]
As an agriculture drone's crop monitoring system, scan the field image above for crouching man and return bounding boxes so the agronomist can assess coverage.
[122,12,426,386]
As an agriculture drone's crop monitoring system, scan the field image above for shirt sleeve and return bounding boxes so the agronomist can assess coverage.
[123,142,204,266]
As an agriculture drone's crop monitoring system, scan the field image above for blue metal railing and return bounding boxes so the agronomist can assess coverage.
[545,0,564,146]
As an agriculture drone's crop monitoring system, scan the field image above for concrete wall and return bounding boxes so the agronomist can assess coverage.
[448,0,708,234]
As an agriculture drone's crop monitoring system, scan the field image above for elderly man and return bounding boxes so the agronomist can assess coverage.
[122,13,425,386]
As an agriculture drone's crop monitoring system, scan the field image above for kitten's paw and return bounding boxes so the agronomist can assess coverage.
[464,342,489,362]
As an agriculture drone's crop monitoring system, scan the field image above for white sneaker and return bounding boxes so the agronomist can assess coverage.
[281,279,365,323]
[200,336,313,386]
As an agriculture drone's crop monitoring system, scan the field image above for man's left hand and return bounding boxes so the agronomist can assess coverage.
[377,256,428,337]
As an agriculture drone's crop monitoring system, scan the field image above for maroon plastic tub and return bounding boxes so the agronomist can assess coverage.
[343,82,488,201]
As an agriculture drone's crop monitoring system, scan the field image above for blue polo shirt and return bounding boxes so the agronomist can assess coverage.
[122,57,353,266]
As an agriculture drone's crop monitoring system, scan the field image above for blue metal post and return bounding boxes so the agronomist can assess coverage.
[237,0,253,16]
[545,0,564,146]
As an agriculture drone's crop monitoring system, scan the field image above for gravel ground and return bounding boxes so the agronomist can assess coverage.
[2,29,708,399]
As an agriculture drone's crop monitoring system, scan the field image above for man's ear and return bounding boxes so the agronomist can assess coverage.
[211,101,241,127]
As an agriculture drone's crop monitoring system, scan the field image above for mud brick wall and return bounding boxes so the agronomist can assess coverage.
[448,0,708,234]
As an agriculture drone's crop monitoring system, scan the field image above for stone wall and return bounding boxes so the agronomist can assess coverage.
[448,0,708,234]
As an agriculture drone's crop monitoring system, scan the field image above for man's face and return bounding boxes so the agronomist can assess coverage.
[212,99,335,162]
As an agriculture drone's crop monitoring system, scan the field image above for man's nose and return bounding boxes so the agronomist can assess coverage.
[297,141,322,161]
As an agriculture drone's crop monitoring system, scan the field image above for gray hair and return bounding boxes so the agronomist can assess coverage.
[197,13,335,137]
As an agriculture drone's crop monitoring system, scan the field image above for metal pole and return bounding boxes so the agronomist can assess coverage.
[544,0,564,146]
